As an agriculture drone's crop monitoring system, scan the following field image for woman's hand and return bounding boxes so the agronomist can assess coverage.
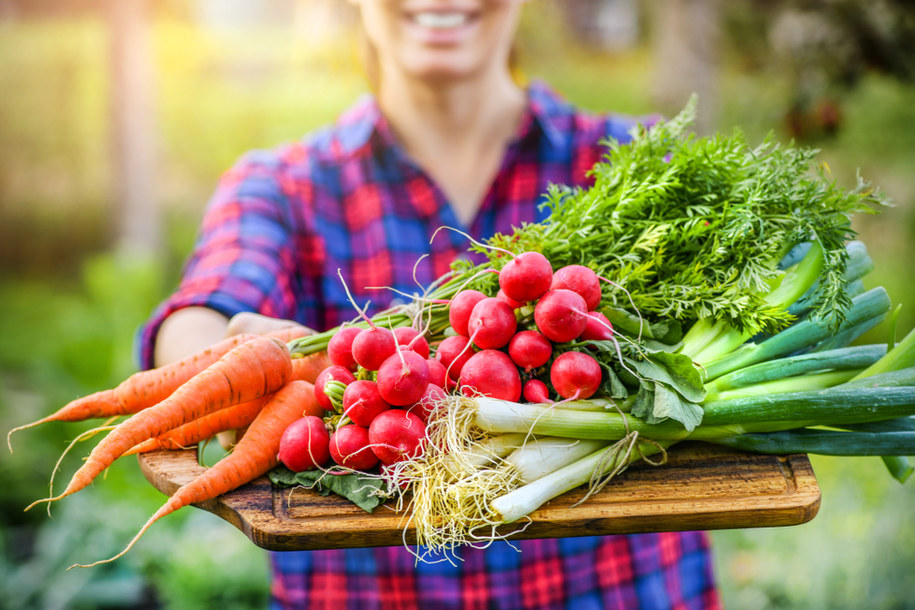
[225,311,313,338]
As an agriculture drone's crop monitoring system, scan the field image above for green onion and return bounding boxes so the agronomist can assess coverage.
[702,287,891,380]
[492,440,671,524]
[505,437,611,484]
[707,428,915,456]
[851,326,915,380]
[704,344,886,396]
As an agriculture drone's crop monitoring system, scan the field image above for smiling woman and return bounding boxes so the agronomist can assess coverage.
[141,1,721,608]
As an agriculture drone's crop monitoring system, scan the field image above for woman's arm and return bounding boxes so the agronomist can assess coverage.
[153,307,310,367]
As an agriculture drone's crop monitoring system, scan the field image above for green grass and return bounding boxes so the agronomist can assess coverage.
[1,12,914,609]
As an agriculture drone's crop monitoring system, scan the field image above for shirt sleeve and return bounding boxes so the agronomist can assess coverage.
[136,151,301,369]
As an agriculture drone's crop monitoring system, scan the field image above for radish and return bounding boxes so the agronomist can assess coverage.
[507,330,553,371]
[550,351,602,400]
[368,409,427,465]
[327,326,362,371]
[329,424,379,471]
[459,349,522,402]
[342,379,391,427]
[351,326,397,371]
[278,415,330,472]
[496,289,524,310]
[376,350,430,406]
[534,288,589,343]
[425,358,447,389]
[435,335,475,381]
[449,289,487,336]
[550,265,602,311]
[467,297,517,349]
[315,365,357,411]
[498,251,553,303]
[580,310,615,341]
[393,327,430,359]
[522,379,552,403]
[413,383,446,423]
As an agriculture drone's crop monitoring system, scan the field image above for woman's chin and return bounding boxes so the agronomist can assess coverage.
[399,54,489,85]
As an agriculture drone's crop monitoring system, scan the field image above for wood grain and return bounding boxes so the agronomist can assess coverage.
[137,442,820,552]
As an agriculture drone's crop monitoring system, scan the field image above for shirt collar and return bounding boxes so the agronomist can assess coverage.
[331,80,570,158]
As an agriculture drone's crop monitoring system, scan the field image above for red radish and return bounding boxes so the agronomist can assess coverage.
[523,379,552,403]
[278,415,330,472]
[498,251,553,303]
[315,365,357,411]
[351,327,397,371]
[376,350,430,406]
[368,409,427,465]
[425,358,447,389]
[459,350,522,402]
[342,380,390,427]
[496,289,524,310]
[435,335,475,381]
[551,265,602,311]
[329,425,379,471]
[393,327,430,359]
[413,383,446,423]
[534,289,589,343]
[581,311,615,341]
[327,326,362,371]
[449,289,487,336]
[508,330,553,371]
[467,298,517,349]
[550,351,602,400]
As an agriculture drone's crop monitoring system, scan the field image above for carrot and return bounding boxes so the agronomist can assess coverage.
[126,351,330,456]
[72,379,319,568]
[28,336,293,510]
[123,396,271,455]
[6,332,261,450]
[289,351,332,384]
[266,325,312,343]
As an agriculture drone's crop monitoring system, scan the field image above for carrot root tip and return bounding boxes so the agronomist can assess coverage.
[23,496,55,512]
[7,421,46,452]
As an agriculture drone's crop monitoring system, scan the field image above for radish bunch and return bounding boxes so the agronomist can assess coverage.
[445,254,611,404]
[278,252,614,475]
[279,323,439,473]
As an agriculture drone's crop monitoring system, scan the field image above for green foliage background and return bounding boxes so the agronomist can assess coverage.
[1,5,913,609]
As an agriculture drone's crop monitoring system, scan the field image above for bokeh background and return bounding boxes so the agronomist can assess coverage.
[2,1,914,608]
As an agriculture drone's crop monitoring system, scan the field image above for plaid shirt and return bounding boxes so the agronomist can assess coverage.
[140,82,720,610]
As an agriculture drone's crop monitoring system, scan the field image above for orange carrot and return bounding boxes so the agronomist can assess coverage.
[124,351,329,456]
[72,379,319,568]
[29,336,292,510]
[266,325,312,343]
[289,351,332,384]
[124,396,271,455]
[7,332,261,449]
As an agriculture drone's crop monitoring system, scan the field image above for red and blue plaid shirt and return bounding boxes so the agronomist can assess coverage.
[140,82,720,610]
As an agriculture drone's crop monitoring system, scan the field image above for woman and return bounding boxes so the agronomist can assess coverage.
[140,1,721,608]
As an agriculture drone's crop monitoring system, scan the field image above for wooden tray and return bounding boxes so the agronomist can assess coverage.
[138,442,820,551]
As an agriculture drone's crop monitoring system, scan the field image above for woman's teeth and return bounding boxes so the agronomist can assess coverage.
[413,12,468,29]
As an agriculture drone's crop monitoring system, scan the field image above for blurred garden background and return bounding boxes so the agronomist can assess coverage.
[1,0,914,608]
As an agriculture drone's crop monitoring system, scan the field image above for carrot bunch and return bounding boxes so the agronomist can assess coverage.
[10,327,330,568]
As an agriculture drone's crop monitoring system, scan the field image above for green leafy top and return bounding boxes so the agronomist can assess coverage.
[463,97,889,335]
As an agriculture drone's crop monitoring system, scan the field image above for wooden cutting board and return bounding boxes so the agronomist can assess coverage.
[137,442,820,552]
